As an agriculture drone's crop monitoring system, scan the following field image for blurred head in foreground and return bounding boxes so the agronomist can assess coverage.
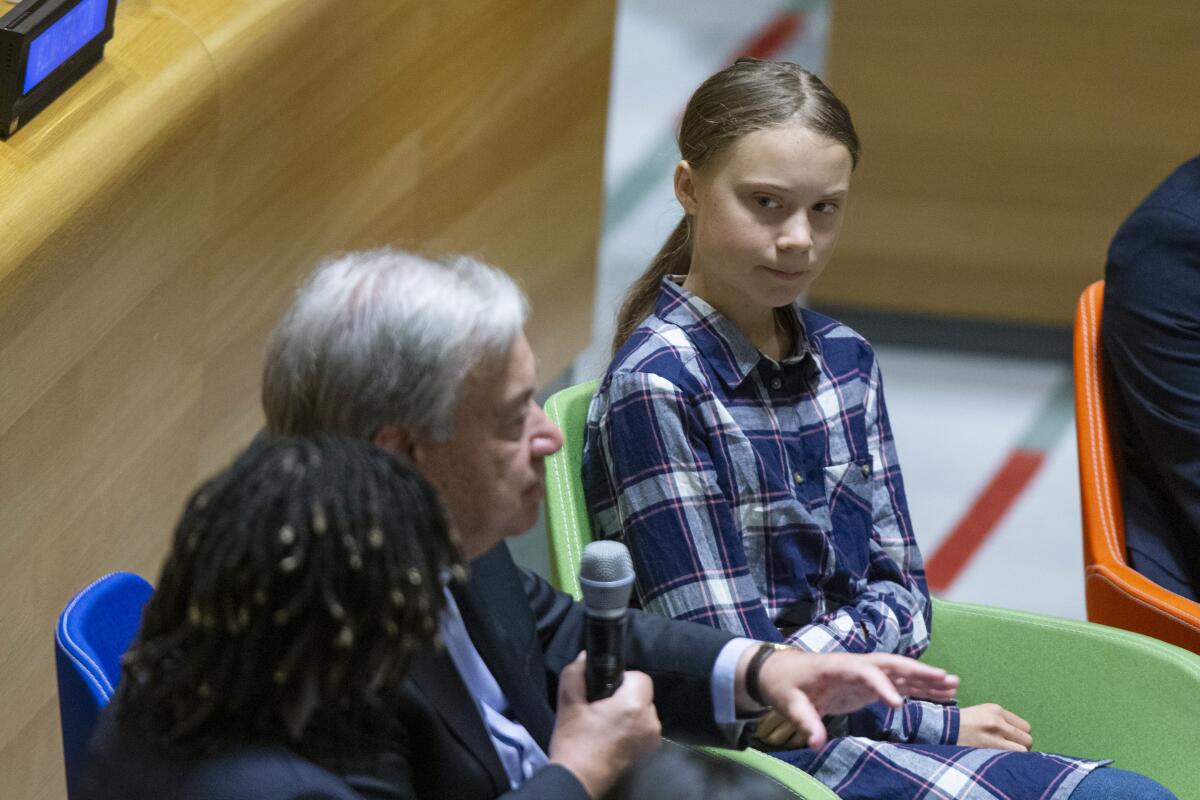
[116,434,463,755]
[605,746,793,800]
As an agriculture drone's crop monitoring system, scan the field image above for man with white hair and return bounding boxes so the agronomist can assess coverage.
[261,248,957,800]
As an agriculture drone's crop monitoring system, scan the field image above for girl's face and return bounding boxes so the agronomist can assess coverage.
[675,122,853,318]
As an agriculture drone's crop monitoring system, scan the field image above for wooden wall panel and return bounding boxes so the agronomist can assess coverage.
[813,1,1200,325]
[0,1,614,797]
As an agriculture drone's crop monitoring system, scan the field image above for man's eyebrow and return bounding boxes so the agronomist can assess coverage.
[502,388,535,412]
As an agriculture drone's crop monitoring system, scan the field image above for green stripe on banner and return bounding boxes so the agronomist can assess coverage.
[602,2,822,235]
[1018,373,1075,453]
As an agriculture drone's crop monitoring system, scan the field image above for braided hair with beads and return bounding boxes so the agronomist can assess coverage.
[116,434,464,756]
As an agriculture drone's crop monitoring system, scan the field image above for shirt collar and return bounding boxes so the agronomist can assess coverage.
[654,277,811,388]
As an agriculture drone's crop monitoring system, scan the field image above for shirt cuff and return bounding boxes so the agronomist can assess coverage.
[711,637,759,724]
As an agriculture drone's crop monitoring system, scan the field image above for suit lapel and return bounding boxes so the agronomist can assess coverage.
[406,647,511,794]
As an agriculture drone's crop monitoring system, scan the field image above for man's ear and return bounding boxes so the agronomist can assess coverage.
[373,424,422,463]
[674,160,699,215]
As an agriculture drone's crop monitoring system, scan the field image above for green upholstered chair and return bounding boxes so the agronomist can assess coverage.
[542,380,1200,799]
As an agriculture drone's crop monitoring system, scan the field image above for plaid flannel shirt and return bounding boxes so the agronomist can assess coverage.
[582,280,1104,798]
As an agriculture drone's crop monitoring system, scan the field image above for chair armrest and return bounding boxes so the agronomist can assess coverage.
[924,597,1200,795]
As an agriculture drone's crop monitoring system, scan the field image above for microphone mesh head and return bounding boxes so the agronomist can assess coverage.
[580,540,634,583]
[579,541,634,615]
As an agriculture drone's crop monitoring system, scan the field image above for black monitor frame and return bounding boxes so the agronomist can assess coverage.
[0,0,117,140]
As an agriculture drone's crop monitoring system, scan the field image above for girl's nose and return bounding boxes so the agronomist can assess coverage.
[778,214,813,252]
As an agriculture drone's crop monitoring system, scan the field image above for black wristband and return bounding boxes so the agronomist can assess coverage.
[745,642,788,707]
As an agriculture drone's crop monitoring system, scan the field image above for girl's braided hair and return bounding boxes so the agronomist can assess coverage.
[116,434,463,756]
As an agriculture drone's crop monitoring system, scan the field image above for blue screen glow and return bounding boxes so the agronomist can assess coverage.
[22,0,108,95]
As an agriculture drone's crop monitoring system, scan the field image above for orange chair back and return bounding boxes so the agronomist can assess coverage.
[1074,280,1200,651]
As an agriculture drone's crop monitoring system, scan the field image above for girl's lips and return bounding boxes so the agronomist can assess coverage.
[762,265,809,280]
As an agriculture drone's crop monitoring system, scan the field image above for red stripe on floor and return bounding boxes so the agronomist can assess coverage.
[740,12,804,60]
[926,448,1046,592]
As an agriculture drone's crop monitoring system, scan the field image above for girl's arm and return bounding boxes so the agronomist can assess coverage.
[787,358,933,659]
[583,370,786,644]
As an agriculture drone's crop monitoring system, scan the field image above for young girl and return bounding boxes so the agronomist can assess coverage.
[582,58,1172,800]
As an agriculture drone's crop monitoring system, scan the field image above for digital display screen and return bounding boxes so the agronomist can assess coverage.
[22,0,107,95]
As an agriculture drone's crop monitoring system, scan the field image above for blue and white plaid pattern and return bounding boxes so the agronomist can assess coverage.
[582,279,1104,798]
[777,738,1099,800]
[584,279,930,657]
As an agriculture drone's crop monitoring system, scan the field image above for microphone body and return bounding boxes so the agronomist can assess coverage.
[584,611,626,701]
[578,540,635,702]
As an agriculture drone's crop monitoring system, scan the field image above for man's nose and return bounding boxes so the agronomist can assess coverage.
[530,404,564,457]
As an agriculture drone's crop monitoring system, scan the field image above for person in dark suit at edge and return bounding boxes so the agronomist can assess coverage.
[1104,156,1200,601]
[82,435,465,799]
[259,248,959,800]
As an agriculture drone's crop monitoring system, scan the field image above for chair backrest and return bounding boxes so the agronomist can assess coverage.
[543,380,600,600]
[55,571,154,799]
[1072,280,1200,651]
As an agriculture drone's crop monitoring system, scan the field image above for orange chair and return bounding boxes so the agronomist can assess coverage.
[1073,279,1200,651]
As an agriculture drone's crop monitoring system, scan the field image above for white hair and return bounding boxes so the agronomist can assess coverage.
[262,248,528,441]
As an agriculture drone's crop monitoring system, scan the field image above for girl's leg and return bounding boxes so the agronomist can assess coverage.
[1068,767,1177,800]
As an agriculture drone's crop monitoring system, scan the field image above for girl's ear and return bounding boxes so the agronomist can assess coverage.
[674,160,699,215]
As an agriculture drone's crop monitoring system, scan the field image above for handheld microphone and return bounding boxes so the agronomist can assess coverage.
[579,540,634,701]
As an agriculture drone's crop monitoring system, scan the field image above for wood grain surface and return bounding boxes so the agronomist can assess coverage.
[815,1,1200,325]
[0,1,614,797]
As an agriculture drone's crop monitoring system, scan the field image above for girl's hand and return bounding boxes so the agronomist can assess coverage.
[957,703,1033,751]
[754,709,800,748]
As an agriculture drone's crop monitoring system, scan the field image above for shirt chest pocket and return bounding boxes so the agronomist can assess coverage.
[820,458,875,578]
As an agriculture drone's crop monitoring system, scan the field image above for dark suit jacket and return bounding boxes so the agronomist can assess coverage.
[80,706,385,800]
[1103,155,1200,599]
[361,543,738,800]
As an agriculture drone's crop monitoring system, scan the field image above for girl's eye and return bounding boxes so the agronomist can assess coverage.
[753,195,782,210]
[814,201,840,215]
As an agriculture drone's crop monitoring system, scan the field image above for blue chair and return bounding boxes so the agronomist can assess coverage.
[55,571,153,799]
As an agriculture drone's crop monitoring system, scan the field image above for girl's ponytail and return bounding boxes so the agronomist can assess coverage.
[611,216,691,353]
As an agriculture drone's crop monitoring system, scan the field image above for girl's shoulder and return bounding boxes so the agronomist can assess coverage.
[601,315,710,395]
[796,306,878,364]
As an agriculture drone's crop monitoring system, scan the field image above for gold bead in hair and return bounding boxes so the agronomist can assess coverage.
[383,619,399,637]
[188,605,203,626]
[279,554,300,573]
[334,625,355,649]
[406,568,422,586]
[391,589,406,608]
[348,554,363,570]
[328,601,346,621]
[279,525,295,546]
[367,527,385,550]
[312,503,327,535]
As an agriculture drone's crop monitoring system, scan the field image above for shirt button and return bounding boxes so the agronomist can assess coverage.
[793,471,805,485]
[770,377,783,390]
[860,463,871,478]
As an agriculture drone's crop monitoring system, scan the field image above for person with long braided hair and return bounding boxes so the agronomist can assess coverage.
[81,435,463,800]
